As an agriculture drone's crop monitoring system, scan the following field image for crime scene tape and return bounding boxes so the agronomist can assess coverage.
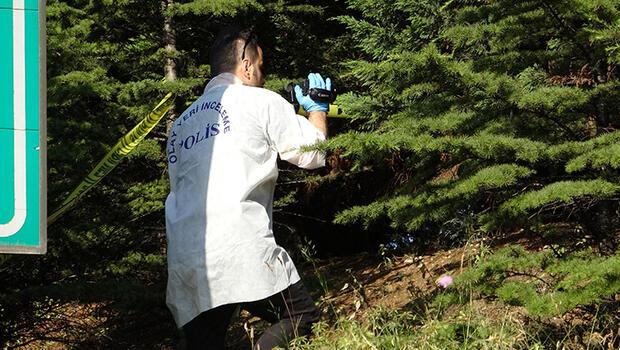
[47,92,176,225]
[297,104,349,118]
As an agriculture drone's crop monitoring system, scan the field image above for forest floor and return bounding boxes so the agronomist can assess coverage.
[222,229,620,350]
[226,243,474,350]
[8,230,619,349]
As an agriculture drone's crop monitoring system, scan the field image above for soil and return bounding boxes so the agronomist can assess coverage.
[223,238,484,349]
[7,229,619,349]
[225,228,620,349]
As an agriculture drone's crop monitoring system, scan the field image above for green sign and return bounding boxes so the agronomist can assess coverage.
[0,0,46,254]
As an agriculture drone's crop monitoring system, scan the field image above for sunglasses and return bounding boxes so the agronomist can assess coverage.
[240,29,258,61]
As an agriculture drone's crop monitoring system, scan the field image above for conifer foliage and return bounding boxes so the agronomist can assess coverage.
[2,0,620,347]
[2,0,341,347]
[329,0,620,239]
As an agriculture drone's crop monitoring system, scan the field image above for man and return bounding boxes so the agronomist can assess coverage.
[164,26,330,349]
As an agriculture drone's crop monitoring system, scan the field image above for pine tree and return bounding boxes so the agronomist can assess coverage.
[327,0,620,243]
[2,0,347,346]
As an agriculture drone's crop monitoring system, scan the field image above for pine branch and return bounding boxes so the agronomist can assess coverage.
[273,210,329,223]
[538,1,593,61]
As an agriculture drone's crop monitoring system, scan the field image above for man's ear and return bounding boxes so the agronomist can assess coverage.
[242,59,252,78]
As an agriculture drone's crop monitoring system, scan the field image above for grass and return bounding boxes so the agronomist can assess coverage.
[288,304,527,350]
[284,238,620,350]
[4,233,618,349]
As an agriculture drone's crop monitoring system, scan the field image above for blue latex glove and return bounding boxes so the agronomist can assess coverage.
[294,73,331,112]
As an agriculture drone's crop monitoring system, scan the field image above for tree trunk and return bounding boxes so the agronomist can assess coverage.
[162,0,177,134]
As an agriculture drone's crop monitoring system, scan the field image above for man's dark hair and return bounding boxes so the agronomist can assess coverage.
[209,26,259,76]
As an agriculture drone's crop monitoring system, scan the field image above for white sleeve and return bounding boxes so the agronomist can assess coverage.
[266,96,326,169]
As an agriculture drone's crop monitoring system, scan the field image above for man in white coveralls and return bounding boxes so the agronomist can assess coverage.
[165,26,330,349]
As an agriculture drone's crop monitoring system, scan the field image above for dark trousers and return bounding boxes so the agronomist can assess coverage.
[183,281,320,350]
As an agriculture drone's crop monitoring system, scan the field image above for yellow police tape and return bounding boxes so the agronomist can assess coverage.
[48,95,345,225]
[48,92,176,225]
[298,104,350,118]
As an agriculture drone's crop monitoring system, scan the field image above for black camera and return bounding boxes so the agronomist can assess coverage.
[285,78,337,113]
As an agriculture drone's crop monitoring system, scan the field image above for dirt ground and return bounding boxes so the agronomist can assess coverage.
[224,237,489,349]
[7,229,619,349]
[225,229,620,349]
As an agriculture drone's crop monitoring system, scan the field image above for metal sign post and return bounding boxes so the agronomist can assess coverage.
[0,0,46,254]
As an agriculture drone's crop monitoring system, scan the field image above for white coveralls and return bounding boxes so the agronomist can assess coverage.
[165,73,326,327]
